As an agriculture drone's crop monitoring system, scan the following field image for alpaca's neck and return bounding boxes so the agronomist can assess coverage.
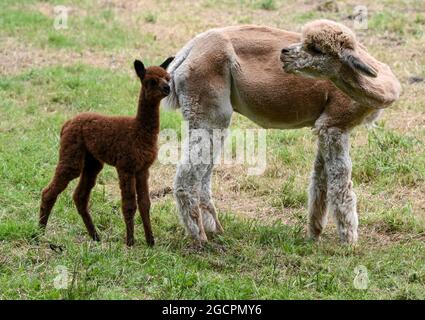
[335,73,400,109]
[136,90,161,135]
[335,52,401,109]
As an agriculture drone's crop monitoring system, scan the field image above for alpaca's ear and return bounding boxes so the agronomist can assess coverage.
[159,56,174,70]
[134,60,146,79]
[342,50,378,78]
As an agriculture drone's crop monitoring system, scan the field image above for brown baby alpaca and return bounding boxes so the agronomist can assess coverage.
[39,57,174,246]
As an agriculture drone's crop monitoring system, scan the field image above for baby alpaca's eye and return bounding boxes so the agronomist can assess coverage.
[147,79,158,87]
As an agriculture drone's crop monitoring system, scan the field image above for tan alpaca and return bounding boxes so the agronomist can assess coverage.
[164,20,401,244]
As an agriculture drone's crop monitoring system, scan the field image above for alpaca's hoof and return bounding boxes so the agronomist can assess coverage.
[340,237,358,246]
[38,222,47,231]
[126,238,135,247]
[199,232,208,243]
[307,232,322,243]
[215,223,224,234]
[92,233,101,242]
[195,238,208,250]
[146,236,155,247]
[30,231,42,244]
[339,229,358,245]
[307,226,323,243]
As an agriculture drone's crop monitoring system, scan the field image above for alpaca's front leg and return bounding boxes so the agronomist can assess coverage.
[118,170,137,246]
[307,148,328,241]
[319,127,358,244]
[200,164,224,234]
[174,162,208,243]
[136,169,154,246]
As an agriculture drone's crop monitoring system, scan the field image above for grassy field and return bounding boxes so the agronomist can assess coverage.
[1,0,424,299]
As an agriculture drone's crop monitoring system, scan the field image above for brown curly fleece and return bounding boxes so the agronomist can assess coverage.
[39,57,174,246]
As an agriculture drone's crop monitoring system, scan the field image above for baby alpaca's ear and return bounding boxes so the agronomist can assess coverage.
[159,56,174,70]
[134,60,146,79]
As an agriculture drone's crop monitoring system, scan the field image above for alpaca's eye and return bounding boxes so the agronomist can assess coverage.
[309,45,323,55]
[147,79,158,87]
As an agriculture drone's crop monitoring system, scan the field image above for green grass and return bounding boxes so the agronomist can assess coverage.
[1,204,424,299]
[0,4,139,51]
[367,8,424,38]
[256,0,278,11]
[1,0,425,300]
[270,175,307,209]
[144,12,158,24]
[353,128,425,187]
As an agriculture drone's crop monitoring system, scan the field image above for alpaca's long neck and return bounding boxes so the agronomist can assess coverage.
[335,73,401,109]
[335,50,401,109]
[136,89,161,136]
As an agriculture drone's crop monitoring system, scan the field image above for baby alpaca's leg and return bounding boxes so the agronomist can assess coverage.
[73,153,103,241]
[118,169,137,246]
[136,169,154,246]
[39,131,84,229]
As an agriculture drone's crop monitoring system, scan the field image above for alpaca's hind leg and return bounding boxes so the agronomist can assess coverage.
[320,127,358,244]
[174,162,209,242]
[40,126,85,230]
[40,165,81,228]
[175,133,226,242]
[307,146,328,241]
[117,169,137,246]
[73,153,103,241]
[173,48,233,242]
[174,104,232,242]
[200,164,224,234]
[136,169,154,246]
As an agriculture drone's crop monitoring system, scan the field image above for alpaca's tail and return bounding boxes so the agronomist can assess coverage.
[162,36,199,111]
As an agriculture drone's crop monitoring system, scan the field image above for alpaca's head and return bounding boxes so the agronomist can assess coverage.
[280,19,377,80]
[134,57,174,100]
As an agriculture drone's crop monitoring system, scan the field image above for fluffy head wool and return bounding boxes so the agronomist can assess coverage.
[302,19,357,56]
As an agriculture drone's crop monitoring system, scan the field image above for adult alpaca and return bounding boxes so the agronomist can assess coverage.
[39,57,174,246]
[164,20,400,244]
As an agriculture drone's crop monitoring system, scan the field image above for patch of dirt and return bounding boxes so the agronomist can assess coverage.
[34,2,86,18]
[0,37,136,76]
[390,185,425,215]
[384,109,425,133]
[212,166,302,225]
